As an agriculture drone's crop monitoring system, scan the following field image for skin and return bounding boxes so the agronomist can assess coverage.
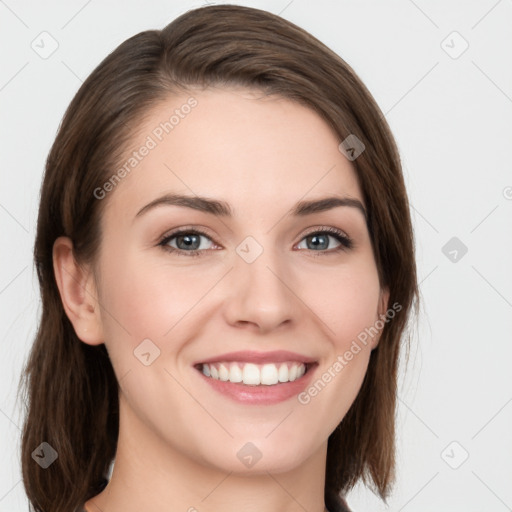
[54,87,388,512]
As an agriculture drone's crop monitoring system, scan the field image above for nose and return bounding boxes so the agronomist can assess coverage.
[222,246,299,333]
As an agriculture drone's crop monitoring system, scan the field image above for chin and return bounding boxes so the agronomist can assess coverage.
[196,438,314,476]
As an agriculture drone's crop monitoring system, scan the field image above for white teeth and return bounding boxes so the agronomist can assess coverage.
[260,364,279,385]
[278,363,288,382]
[243,363,260,385]
[200,361,308,386]
[218,363,229,381]
[229,362,242,383]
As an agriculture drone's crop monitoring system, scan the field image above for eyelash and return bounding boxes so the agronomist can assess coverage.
[157,226,353,258]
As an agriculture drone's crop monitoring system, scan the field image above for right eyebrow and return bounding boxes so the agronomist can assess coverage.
[135,193,232,219]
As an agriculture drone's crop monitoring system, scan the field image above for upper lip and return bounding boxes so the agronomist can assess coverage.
[194,350,317,366]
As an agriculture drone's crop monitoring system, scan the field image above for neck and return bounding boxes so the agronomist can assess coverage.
[85,397,328,512]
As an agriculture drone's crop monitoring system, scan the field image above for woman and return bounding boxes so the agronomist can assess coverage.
[19,5,417,512]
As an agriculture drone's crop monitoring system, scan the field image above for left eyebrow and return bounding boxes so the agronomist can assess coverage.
[134,193,367,222]
[292,197,367,221]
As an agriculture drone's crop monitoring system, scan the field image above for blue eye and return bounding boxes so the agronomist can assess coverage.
[296,229,353,252]
[158,227,353,257]
[159,230,215,256]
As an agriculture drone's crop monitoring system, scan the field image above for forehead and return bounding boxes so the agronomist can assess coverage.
[103,87,363,219]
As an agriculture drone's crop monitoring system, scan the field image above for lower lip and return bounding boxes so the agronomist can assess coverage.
[195,364,317,405]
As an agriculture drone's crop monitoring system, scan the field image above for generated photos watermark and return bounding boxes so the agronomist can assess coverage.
[297,301,402,405]
[93,96,198,200]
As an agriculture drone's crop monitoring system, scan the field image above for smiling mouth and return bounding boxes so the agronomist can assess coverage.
[194,361,316,386]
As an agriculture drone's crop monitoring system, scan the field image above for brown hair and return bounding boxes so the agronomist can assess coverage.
[19,4,417,511]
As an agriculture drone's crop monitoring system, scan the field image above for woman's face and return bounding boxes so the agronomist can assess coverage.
[90,87,387,475]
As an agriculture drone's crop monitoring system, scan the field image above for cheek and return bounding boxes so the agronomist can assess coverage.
[301,259,382,349]
[96,249,221,356]
[295,264,380,423]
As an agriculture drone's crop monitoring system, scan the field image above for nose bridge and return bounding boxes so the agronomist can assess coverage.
[223,236,296,331]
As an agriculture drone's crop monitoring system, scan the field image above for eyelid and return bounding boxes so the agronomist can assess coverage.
[158,225,218,244]
[299,225,351,240]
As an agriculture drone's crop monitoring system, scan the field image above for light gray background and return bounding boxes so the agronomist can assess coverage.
[1,1,511,510]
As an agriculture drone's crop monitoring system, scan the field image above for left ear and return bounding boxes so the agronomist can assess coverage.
[372,287,390,349]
